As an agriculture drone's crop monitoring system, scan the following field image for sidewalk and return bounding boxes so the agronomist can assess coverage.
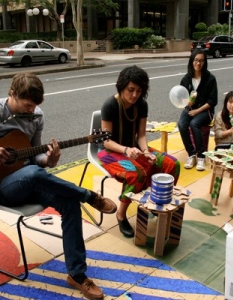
[0,51,191,79]
[82,50,191,61]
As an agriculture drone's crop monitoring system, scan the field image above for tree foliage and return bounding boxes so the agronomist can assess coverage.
[90,0,119,17]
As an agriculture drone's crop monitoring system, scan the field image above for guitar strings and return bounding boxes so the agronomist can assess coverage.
[2,113,43,124]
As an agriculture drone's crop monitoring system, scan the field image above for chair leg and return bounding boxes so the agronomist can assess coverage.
[79,162,107,226]
[81,203,103,226]
[81,175,109,226]
[0,211,65,281]
[0,216,28,281]
[79,161,90,186]
[21,218,62,238]
[101,176,110,197]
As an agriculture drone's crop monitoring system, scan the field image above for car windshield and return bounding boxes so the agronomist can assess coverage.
[9,41,24,49]
[199,36,213,42]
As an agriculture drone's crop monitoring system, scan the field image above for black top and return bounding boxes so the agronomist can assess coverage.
[180,70,218,113]
[101,95,148,147]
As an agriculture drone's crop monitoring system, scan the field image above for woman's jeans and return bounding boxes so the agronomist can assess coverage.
[0,165,92,277]
[178,109,212,158]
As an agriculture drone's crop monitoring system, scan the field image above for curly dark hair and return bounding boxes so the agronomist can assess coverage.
[221,91,233,130]
[9,73,44,105]
[187,49,208,78]
[116,65,149,101]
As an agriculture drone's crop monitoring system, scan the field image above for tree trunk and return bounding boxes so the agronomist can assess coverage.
[76,0,84,66]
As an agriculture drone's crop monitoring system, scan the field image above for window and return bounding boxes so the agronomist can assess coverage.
[26,42,38,49]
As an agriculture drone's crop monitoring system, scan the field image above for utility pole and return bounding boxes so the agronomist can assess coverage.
[60,15,65,48]
[229,11,232,36]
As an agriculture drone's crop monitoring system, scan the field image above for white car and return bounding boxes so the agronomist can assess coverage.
[0,40,71,67]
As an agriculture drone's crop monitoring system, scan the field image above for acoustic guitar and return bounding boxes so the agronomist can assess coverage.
[0,129,111,181]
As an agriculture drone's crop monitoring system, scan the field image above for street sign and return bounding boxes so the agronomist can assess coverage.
[60,14,65,23]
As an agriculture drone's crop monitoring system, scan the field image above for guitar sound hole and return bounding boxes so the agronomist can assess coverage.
[5,147,17,165]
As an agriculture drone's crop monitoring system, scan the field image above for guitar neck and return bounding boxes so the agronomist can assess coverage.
[16,136,90,160]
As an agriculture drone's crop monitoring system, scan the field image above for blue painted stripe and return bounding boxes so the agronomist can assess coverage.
[39,251,173,271]
[0,269,221,299]
[38,259,220,295]
[0,284,83,300]
[27,273,125,298]
[137,276,220,295]
[28,273,68,288]
[86,266,145,282]
[123,293,178,300]
[86,250,173,270]
[0,280,179,300]
[39,261,145,283]
[0,295,10,300]
[0,251,222,299]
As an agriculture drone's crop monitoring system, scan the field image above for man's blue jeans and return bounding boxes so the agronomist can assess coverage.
[178,109,212,158]
[0,165,92,277]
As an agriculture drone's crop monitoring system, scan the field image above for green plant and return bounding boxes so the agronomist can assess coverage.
[142,35,166,49]
[112,27,154,49]
[207,23,229,35]
[192,22,231,40]
[195,22,207,32]
[0,29,88,43]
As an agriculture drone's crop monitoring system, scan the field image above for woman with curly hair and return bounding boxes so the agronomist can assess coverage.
[97,65,180,237]
[214,91,233,145]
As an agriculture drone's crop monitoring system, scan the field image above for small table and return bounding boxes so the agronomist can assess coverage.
[146,121,177,152]
[204,150,233,205]
[126,186,190,256]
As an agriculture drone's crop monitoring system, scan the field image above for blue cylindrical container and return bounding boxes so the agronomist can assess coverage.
[151,173,174,204]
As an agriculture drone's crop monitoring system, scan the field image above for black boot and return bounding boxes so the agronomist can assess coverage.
[116,216,134,237]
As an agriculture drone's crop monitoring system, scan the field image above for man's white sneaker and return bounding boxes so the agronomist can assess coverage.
[196,158,206,171]
[184,156,196,169]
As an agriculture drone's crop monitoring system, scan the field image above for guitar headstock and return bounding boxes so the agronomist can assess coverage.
[90,130,112,144]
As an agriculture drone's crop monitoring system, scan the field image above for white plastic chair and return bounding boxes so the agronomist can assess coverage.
[79,110,112,226]
[0,204,62,281]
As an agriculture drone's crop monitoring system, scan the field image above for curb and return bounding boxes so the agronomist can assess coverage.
[0,61,105,79]
[0,53,190,79]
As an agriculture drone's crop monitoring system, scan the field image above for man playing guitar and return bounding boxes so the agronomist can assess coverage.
[0,73,116,300]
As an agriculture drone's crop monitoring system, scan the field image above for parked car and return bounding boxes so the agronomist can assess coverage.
[0,40,71,67]
[190,35,233,58]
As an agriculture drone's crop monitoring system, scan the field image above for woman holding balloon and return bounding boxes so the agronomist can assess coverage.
[177,49,218,171]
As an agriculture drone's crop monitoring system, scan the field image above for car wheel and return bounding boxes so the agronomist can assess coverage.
[21,56,32,67]
[58,54,67,64]
[213,49,221,58]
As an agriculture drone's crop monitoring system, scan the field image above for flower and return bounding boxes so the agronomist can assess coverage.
[229,114,233,126]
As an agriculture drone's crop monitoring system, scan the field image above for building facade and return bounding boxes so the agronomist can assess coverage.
[0,0,226,40]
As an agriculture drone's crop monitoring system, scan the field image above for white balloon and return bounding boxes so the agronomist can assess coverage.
[169,85,189,108]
